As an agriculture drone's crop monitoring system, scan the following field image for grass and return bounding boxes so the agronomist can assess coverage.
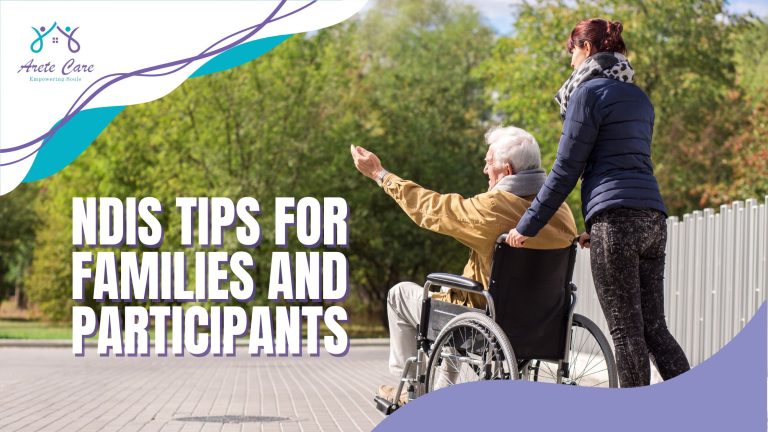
[0,318,387,340]
[0,318,72,339]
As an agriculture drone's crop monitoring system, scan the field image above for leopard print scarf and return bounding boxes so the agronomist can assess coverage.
[555,51,634,120]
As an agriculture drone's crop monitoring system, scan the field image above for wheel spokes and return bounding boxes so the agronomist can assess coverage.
[565,325,610,387]
[429,321,509,391]
[528,324,612,387]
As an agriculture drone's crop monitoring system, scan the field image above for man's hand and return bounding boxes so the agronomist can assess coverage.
[350,145,385,181]
[506,228,528,248]
[578,232,591,249]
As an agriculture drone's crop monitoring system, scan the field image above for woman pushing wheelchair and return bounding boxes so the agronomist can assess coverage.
[505,18,690,387]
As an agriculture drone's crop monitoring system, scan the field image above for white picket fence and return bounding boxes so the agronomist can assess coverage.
[572,196,768,367]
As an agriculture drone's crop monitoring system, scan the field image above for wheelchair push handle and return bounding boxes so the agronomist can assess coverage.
[497,233,584,247]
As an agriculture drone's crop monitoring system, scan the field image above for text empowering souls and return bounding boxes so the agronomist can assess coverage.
[70,196,350,357]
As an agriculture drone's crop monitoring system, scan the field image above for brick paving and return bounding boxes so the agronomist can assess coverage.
[0,345,393,432]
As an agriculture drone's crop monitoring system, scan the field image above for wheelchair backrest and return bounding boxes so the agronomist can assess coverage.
[488,241,577,361]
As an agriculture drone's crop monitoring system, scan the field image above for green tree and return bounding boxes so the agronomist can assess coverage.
[25,0,496,325]
[479,0,762,221]
[345,0,495,322]
[0,184,39,309]
[25,0,761,327]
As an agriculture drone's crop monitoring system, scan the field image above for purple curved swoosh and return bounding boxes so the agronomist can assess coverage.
[375,303,767,431]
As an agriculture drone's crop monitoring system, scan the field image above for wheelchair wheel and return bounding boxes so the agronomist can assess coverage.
[526,313,618,387]
[425,312,518,393]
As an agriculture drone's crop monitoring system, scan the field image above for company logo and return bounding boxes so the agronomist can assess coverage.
[18,21,93,82]
[31,22,80,53]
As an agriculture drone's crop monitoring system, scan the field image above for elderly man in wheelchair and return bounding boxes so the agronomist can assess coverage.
[350,126,618,414]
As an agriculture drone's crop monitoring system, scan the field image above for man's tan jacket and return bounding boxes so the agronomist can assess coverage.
[381,173,577,309]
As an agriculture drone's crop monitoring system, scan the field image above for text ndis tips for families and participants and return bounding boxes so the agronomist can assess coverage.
[70,196,350,357]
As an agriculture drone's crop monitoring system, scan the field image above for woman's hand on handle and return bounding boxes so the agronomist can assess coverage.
[578,232,591,249]
[505,228,529,248]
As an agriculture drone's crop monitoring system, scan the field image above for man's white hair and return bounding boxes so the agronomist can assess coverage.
[485,126,542,172]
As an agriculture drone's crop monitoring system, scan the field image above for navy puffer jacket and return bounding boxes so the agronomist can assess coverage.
[517,77,666,236]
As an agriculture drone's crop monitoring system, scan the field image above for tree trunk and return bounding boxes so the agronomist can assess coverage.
[15,283,27,309]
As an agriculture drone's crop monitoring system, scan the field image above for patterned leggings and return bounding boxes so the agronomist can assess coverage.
[589,208,691,387]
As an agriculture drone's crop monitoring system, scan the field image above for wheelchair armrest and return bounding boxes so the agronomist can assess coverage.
[425,273,484,293]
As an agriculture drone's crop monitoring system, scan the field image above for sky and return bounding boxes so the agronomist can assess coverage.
[458,0,768,34]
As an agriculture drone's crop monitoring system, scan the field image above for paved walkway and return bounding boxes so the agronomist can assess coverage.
[0,345,393,432]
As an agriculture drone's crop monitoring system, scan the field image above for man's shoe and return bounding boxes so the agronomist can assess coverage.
[377,385,408,406]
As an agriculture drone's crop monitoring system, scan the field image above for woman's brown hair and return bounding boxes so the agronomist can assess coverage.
[567,19,627,55]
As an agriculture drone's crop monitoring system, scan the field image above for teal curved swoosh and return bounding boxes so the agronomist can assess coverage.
[191,34,291,78]
[23,35,292,183]
[23,106,125,182]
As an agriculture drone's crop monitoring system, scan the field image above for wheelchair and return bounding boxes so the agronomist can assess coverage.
[375,234,618,415]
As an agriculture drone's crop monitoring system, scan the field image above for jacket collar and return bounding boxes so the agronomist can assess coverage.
[492,168,547,197]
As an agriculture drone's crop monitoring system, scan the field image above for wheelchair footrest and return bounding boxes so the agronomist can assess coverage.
[374,396,399,415]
